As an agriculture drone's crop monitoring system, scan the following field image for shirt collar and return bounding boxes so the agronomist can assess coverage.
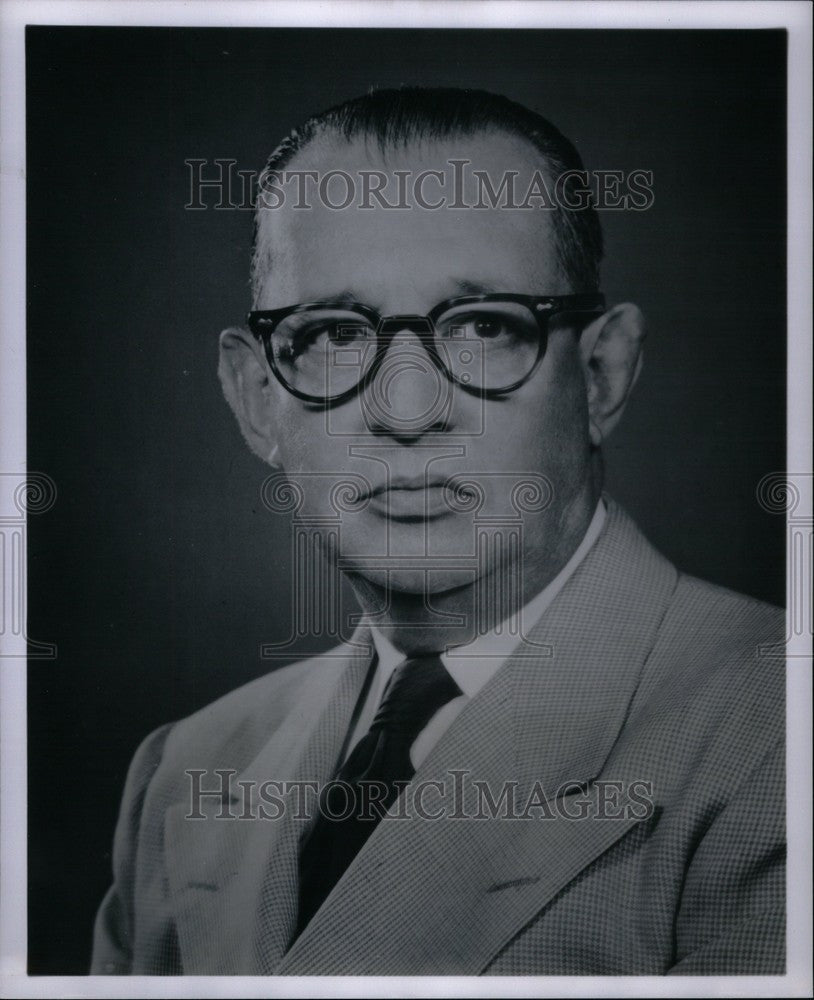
[369,499,607,699]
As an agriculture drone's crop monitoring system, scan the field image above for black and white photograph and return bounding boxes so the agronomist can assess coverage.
[1,1,811,995]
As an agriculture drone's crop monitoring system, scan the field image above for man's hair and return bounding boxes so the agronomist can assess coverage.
[251,86,603,298]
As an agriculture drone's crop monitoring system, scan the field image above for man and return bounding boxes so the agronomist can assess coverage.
[91,88,785,976]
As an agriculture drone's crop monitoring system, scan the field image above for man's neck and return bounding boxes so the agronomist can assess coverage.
[347,487,602,655]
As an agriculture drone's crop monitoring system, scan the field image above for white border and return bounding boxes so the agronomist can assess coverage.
[1,2,811,998]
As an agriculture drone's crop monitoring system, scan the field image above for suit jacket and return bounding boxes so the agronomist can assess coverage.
[91,499,786,975]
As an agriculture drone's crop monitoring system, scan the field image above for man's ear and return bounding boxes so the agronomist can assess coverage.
[578,303,646,447]
[218,327,281,465]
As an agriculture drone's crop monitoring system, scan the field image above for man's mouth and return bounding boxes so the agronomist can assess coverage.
[367,475,447,497]
[365,476,454,521]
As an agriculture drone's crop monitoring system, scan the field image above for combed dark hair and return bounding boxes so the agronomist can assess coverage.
[251,87,603,296]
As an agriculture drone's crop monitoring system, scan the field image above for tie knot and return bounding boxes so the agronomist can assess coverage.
[372,653,462,737]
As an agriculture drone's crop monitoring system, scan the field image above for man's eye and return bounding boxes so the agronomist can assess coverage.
[275,328,324,364]
[278,321,369,364]
[301,323,337,345]
[471,315,505,339]
[451,312,514,340]
[327,323,368,342]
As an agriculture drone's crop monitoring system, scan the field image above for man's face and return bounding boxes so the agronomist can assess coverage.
[253,130,594,596]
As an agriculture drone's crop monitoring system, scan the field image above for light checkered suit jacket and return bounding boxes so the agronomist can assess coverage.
[91,499,785,975]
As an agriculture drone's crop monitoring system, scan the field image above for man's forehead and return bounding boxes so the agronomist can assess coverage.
[254,129,565,310]
[279,127,543,180]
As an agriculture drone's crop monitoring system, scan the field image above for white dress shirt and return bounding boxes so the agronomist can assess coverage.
[346,499,607,769]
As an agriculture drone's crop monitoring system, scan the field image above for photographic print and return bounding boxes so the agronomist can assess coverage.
[2,2,810,995]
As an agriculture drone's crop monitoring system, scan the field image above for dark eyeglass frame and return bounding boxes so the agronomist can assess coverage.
[247,292,605,407]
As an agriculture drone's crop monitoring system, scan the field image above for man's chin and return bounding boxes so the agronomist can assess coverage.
[325,515,480,591]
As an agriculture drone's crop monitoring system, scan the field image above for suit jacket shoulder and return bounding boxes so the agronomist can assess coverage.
[90,641,364,973]
[160,640,367,800]
[625,570,784,767]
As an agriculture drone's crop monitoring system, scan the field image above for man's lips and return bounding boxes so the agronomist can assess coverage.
[359,477,458,521]
[365,476,449,498]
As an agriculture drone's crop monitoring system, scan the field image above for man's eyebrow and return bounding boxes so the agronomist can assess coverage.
[321,288,372,306]
[308,280,500,308]
[450,278,500,296]
[332,280,499,300]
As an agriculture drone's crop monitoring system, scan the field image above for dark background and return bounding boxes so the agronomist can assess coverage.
[27,27,786,973]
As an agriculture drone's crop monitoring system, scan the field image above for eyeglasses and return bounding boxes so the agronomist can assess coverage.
[247,293,605,406]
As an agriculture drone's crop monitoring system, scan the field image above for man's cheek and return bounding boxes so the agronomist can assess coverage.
[277,412,334,474]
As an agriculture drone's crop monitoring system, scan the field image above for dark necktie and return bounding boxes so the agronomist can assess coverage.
[295,653,462,937]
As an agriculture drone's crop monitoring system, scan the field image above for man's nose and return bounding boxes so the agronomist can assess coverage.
[362,324,453,439]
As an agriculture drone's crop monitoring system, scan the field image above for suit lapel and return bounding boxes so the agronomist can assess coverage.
[163,635,374,973]
[277,501,678,974]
